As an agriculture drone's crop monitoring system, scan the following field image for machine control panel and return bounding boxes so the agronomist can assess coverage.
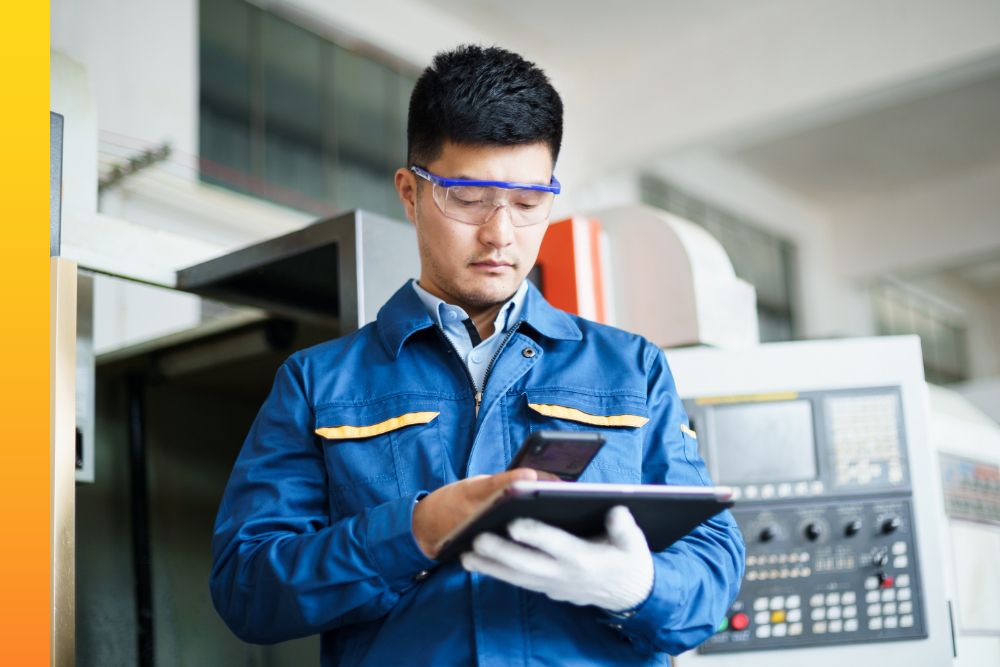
[686,387,928,654]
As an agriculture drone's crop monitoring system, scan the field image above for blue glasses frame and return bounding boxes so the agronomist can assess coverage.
[410,165,561,194]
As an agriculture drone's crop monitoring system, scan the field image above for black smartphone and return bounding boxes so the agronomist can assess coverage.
[507,430,606,481]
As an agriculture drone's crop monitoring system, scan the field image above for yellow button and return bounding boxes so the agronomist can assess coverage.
[771,610,786,624]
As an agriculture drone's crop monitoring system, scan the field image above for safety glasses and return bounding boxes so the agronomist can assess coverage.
[410,165,561,227]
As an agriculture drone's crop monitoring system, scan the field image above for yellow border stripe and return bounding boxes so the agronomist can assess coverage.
[1,2,49,663]
[527,403,649,428]
[315,411,440,440]
[680,424,698,439]
[695,391,799,405]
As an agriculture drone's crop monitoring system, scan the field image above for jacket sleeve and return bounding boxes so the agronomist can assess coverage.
[209,356,435,644]
[603,342,745,656]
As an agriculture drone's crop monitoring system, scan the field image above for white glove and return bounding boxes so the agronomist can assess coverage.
[460,505,654,613]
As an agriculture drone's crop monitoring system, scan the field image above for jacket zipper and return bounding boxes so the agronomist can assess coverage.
[434,320,523,418]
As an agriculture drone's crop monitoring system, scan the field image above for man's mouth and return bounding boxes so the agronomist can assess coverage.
[470,259,514,268]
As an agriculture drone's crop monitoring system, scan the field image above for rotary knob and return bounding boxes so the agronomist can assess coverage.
[805,522,824,541]
[881,516,901,534]
[872,548,889,567]
[760,525,778,543]
[844,519,863,537]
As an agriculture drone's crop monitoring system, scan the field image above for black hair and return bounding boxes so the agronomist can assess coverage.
[407,45,563,166]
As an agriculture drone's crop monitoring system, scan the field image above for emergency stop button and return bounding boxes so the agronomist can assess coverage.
[730,612,750,631]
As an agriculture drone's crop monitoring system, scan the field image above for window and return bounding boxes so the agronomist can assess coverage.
[199,0,417,218]
[640,175,798,342]
[871,280,968,384]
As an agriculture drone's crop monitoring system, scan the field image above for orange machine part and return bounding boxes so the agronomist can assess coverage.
[535,218,579,314]
[535,216,606,322]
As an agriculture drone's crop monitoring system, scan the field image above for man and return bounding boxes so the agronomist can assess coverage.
[211,45,744,666]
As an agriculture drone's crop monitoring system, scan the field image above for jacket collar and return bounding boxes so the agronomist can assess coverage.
[377,280,582,358]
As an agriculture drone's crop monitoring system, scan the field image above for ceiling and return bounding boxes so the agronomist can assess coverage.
[729,69,1000,208]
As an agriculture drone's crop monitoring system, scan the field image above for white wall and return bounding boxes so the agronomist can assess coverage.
[51,0,199,156]
[905,274,1000,379]
[833,160,1000,278]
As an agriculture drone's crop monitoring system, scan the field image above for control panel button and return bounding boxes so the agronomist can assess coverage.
[845,618,859,632]
[883,602,896,615]
[881,589,896,602]
[773,623,788,637]
[893,556,908,569]
[879,574,895,589]
[867,603,881,617]
[898,588,912,601]
[771,610,786,624]
[813,621,827,634]
[769,596,784,610]
[843,605,857,619]
[745,486,759,499]
[829,619,843,633]
[810,594,824,607]
[755,611,770,625]
[827,607,842,620]
[869,617,883,631]
[811,608,826,621]
[756,625,771,639]
[899,601,913,615]
[825,592,840,606]
[787,608,802,623]
[866,591,880,604]
[884,616,898,629]
[892,541,907,555]
[841,592,856,605]
[778,483,792,497]
[730,612,750,631]
[897,574,910,587]
[717,617,729,632]
[754,598,769,612]
[762,485,775,499]
[789,622,803,636]
[786,595,801,609]
[865,576,879,590]
[901,615,914,628]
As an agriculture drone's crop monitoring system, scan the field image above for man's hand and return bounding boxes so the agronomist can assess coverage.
[412,468,545,559]
[460,506,654,613]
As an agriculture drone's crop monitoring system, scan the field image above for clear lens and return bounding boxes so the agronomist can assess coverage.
[434,184,553,226]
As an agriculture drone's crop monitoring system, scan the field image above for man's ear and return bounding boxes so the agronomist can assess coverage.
[395,168,417,224]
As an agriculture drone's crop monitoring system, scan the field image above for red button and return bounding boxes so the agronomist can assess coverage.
[880,575,895,589]
[730,612,750,631]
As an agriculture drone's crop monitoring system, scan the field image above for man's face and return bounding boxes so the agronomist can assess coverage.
[395,141,553,312]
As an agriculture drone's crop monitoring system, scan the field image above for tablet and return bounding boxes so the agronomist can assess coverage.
[435,481,734,562]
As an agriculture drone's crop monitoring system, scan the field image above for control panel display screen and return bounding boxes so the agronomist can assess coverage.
[712,400,817,485]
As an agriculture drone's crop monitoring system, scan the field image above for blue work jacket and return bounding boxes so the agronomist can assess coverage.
[210,281,745,666]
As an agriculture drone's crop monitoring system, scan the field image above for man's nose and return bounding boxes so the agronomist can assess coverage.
[478,203,515,247]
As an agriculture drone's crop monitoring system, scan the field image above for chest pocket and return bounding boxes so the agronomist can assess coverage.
[521,389,648,483]
[314,395,446,516]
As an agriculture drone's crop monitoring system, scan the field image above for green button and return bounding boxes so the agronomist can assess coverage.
[717,617,729,632]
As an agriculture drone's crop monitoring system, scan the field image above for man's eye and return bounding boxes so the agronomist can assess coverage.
[515,203,539,211]
[454,197,484,207]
